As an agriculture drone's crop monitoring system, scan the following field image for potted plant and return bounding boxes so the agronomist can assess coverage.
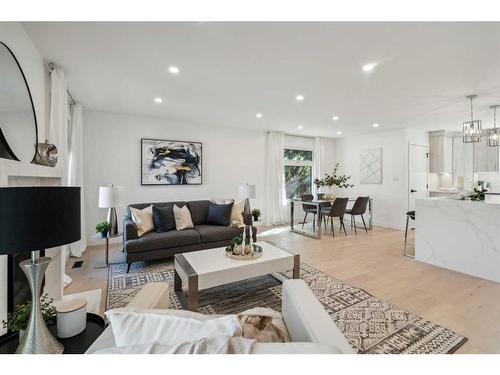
[251,208,262,222]
[95,221,112,237]
[313,163,354,199]
[2,294,56,338]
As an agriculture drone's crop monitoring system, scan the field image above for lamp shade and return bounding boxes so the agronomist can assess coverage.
[98,186,120,208]
[0,187,81,255]
[238,184,256,199]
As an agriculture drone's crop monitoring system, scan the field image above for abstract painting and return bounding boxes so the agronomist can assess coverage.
[360,148,382,184]
[141,138,202,185]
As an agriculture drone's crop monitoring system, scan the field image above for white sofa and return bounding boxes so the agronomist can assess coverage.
[86,279,354,354]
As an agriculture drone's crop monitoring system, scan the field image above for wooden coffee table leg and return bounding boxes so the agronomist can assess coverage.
[293,254,300,279]
[174,268,182,291]
[187,274,198,312]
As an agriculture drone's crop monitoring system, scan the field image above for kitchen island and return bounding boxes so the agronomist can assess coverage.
[415,197,500,283]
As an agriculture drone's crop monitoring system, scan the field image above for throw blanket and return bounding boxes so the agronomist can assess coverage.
[237,307,290,343]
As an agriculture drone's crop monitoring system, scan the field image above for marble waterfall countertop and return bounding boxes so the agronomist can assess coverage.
[415,197,500,283]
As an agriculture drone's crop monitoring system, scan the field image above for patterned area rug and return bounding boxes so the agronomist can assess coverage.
[107,260,467,354]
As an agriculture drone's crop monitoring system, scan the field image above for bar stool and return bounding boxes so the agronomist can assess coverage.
[403,210,415,258]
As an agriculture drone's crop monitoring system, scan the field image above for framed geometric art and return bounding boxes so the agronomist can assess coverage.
[360,147,382,184]
[141,138,202,185]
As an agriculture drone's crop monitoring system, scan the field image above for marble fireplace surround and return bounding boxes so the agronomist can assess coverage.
[0,158,64,336]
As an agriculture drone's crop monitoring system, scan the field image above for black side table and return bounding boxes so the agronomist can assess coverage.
[0,313,105,354]
[92,232,123,269]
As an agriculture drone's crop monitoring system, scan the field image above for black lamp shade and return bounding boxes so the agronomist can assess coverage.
[0,187,81,255]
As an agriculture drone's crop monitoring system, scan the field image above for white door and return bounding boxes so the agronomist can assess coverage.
[408,144,429,211]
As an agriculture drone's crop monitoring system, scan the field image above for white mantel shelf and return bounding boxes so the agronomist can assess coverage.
[0,158,63,185]
[415,197,500,283]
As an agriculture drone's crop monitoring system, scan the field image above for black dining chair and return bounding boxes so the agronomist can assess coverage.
[301,194,317,230]
[321,197,349,237]
[345,196,370,234]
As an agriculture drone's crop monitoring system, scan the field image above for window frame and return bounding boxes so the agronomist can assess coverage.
[283,147,314,200]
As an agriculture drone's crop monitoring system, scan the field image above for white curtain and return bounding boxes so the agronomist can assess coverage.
[49,68,72,287]
[49,68,69,183]
[264,131,285,226]
[314,137,322,194]
[68,103,87,258]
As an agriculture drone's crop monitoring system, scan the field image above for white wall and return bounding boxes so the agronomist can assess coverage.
[335,128,409,230]
[83,111,267,244]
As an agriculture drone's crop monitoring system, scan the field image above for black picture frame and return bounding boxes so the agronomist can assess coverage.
[141,138,203,186]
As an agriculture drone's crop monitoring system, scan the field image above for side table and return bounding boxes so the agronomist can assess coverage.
[0,313,105,354]
[92,232,123,269]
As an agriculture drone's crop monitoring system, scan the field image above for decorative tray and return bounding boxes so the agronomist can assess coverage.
[225,244,263,260]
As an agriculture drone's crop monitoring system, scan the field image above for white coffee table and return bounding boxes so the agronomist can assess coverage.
[174,241,300,311]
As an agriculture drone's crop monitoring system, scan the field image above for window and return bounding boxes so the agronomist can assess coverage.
[284,148,313,199]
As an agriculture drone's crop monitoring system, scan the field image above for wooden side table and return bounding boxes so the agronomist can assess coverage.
[92,232,123,269]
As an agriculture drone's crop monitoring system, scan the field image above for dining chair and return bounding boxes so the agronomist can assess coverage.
[321,197,349,237]
[345,196,370,234]
[301,194,317,230]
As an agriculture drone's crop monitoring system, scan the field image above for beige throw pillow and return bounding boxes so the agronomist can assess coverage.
[173,205,194,230]
[130,205,154,237]
[230,200,246,228]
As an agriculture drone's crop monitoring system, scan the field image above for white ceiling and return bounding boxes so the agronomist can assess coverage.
[22,22,500,138]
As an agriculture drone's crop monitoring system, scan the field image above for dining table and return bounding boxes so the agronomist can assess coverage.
[290,197,373,239]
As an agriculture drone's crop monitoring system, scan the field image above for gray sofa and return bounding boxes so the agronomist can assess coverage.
[123,200,257,271]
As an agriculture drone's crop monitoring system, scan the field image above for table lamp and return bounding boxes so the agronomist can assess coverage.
[238,183,256,213]
[98,185,121,235]
[0,186,81,354]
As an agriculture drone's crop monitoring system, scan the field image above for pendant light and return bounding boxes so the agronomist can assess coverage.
[462,94,482,143]
[486,105,500,147]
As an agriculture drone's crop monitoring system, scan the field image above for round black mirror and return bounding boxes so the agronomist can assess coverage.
[0,42,38,163]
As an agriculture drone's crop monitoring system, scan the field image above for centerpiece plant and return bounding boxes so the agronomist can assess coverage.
[313,163,353,199]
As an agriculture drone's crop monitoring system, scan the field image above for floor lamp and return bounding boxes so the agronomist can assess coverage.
[0,187,81,354]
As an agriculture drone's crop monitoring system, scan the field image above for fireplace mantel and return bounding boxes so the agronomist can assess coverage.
[0,159,64,336]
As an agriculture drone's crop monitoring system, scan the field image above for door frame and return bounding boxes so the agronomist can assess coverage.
[408,143,429,211]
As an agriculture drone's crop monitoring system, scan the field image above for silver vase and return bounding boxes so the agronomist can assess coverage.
[16,251,64,354]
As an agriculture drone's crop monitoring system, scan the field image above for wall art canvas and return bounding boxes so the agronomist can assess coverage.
[360,147,382,184]
[141,138,202,185]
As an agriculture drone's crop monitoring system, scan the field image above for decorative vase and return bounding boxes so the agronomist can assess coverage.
[100,230,108,238]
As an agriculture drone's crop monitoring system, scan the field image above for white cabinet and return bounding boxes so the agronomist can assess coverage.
[429,131,452,173]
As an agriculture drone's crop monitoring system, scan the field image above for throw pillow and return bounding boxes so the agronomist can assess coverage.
[173,204,194,230]
[207,201,234,226]
[230,200,246,228]
[130,205,154,237]
[105,308,242,348]
[152,205,176,232]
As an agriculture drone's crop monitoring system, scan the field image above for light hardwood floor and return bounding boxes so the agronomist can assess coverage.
[65,224,500,354]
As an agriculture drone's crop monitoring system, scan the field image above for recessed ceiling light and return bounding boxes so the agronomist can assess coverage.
[372,123,380,128]
[362,63,376,72]
[168,66,180,74]
[256,113,263,118]
[298,125,303,130]
[154,97,163,103]
[332,116,339,121]
[336,131,342,135]
[295,95,304,102]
